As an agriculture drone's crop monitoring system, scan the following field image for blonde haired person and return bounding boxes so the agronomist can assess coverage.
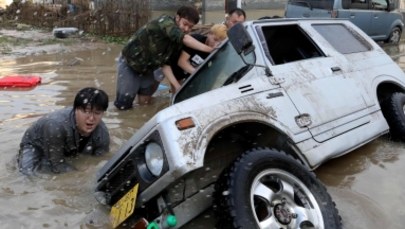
[209,23,228,41]
[165,24,228,92]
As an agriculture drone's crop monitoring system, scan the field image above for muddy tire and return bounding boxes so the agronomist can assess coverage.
[213,148,341,229]
[382,92,405,141]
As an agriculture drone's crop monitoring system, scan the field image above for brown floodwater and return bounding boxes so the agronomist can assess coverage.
[1,11,405,229]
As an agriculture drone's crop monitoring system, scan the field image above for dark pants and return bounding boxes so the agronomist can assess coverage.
[114,56,159,110]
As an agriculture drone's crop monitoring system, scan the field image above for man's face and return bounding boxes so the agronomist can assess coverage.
[176,16,195,34]
[225,13,245,28]
[75,106,104,136]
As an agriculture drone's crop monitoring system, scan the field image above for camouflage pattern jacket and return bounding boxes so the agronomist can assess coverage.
[122,15,185,74]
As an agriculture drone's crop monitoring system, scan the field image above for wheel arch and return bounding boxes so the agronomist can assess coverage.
[388,19,403,35]
[197,115,309,183]
[391,20,403,32]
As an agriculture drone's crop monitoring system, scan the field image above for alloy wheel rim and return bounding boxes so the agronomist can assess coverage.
[250,169,324,229]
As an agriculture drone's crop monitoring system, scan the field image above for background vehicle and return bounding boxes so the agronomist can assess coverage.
[285,0,404,44]
[95,18,405,229]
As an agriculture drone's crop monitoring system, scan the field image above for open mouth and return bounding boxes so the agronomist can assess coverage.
[86,123,95,130]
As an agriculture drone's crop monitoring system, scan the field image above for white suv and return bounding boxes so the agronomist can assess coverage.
[95,19,405,229]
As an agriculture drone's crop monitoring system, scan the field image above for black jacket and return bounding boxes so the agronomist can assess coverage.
[19,107,109,173]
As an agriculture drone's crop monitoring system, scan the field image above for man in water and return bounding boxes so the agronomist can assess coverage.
[17,87,110,175]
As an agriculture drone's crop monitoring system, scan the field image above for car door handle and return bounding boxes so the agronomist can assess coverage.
[331,66,341,72]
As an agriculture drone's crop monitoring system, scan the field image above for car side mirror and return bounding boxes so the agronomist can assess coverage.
[227,23,255,55]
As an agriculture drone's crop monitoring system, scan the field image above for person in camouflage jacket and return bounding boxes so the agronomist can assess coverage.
[114,5,214,110]
[17,87,110,175]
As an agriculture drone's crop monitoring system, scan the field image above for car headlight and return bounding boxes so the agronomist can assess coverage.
[145,142,164,176]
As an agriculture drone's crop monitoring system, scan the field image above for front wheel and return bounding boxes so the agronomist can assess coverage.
[214,148,341,229]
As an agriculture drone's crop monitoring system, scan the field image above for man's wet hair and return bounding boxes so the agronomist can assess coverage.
[74,87,109,111]
[177,6,200,25]
[228,8,246,19]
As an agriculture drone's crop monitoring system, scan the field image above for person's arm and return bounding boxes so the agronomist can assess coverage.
[177,50,195,75]
[162,64,181,92]
[182,34,214,53]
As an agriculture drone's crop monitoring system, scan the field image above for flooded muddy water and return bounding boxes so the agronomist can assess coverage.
[1,14,405,229]
[0,42,171,228]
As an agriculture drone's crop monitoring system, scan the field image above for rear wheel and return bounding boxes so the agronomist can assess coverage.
[386,27,401,44]
[214,148,341,229]
[382,92,405,141]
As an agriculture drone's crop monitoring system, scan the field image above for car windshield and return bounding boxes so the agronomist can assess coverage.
[173,41,256,104]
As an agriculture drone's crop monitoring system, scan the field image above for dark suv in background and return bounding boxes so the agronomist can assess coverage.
[285,0,404,44]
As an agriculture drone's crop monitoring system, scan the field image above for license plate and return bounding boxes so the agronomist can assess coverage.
[110,184,139,228]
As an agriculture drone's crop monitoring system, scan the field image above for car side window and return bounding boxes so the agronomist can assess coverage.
[288,0,334,10]
[348,0,369,9]
[312,24,372,54]
[371,0,388,10]
[260,24,324,65]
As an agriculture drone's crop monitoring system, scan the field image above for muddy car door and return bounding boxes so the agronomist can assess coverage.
[257,22,371,142]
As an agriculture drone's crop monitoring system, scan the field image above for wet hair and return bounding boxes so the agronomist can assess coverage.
[227,8,246,19]
[176,6,200,25]
[73,87,109,111]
